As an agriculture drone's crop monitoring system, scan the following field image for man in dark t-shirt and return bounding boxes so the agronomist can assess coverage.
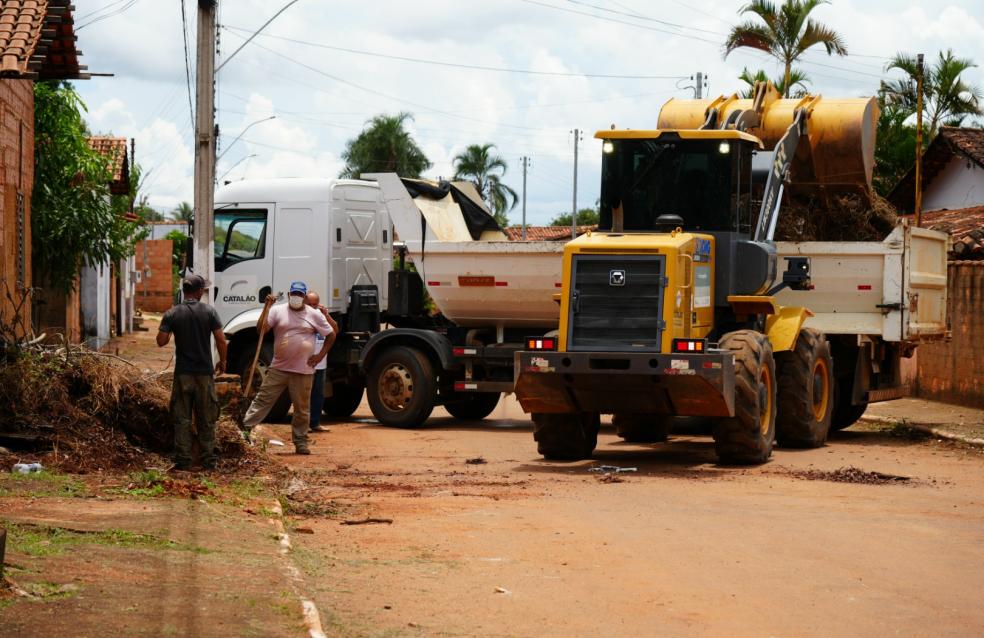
[157,274,228,470]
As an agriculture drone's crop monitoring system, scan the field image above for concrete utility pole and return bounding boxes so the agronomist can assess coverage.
[571,129,581,240]
[695,71,703,99]
[192,0,218,300]
[915,53,925,227]
[521,155,530,240]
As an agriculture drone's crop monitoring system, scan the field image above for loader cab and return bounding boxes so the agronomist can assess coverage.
[597,130,758,236]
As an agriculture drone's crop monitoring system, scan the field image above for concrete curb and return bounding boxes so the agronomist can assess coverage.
[268,500,327,638]
[860,415,984,447]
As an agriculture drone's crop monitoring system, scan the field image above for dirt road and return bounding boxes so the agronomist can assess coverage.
[259,396,984,637]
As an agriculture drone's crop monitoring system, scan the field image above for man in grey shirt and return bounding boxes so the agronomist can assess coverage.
[157,275,228,470]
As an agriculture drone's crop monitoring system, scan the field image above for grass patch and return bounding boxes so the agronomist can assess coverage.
[227,478,271,501]
[24,581,82,601]
[279,496,344,518]
[2,521,212,557]
[0,470,89,498]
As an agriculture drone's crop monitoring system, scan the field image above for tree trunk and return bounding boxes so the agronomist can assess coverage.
[783,59,792,98]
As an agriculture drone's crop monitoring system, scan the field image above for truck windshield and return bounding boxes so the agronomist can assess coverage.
[599,138,744,233]
[214,209,267,272]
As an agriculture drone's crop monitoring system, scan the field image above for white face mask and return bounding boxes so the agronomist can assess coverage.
[288,295,304,309]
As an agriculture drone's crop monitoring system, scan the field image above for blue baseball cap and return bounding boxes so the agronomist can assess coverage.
[288,281,307,295]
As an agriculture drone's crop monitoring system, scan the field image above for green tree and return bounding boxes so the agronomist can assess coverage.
[171,201,193,222]
[724,0,847,98]
[32,81,145,293]
[133,195,163,222]
[339,112,430,179]
[452,143,517,227]
[881,49,983,136]
[872,97,919,197]
[549,208,600,227]
[165,229,189,293]
[738,66,811,98]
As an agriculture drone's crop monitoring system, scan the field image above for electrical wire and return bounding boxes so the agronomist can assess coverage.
[220,24,688,80]
[76,0,141,30]
[180,0,196,131]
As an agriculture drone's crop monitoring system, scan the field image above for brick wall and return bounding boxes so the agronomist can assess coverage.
[0,79,34,334]
[134,239,174,313]
[915,262,984,408]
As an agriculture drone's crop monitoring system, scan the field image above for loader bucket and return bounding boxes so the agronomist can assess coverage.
[658,94,879,192]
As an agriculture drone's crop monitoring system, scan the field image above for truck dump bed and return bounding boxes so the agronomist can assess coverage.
[775,223,949,342]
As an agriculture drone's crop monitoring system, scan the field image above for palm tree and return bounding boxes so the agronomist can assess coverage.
[452,143,518,227]
[881,49,983,136]
[724,0,847,98]
[340,112,431,179]
[738,66,811,98]
[172,201,193,222]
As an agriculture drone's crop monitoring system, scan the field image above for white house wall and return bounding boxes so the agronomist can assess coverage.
[922,156,984,211]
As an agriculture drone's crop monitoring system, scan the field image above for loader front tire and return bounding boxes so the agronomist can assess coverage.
[532,412,600,460]
[712,330,776,464]
[775,328,833,448]
[613,413,671,443]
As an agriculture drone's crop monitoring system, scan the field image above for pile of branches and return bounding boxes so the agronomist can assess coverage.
[775,192,898,242]
[0,308,264,473]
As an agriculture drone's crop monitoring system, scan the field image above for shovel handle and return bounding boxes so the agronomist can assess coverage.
[244,297,276,398]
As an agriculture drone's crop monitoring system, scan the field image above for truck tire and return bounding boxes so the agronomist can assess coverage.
[233,339,291,423]
[712,330,776,464]
[445,393,500,421]
[613,413,671,443]
[532,412,600,460]
[367,346,436,428]
[323,382,365,419]
[775,328,834,448]
[831,379,867,431]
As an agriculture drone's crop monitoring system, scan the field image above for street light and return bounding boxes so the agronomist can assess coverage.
[219,153,257,182]
[216,115,275,162]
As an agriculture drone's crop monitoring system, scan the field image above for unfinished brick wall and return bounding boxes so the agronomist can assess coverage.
[0,79,34,333]
[134,239,174,313]
[915,262,984,408]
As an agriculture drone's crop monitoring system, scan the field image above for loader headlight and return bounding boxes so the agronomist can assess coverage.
[718,141,730,154]
[602,141,615,154]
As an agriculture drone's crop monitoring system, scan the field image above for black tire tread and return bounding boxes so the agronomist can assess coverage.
[533,412,600,460]
[613,413,671,443]
[712,330,776,464]
[445,393,500,421]
[775,328,833,448]
[367,346,436,428]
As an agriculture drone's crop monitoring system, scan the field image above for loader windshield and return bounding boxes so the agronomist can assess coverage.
[599,137,751,233]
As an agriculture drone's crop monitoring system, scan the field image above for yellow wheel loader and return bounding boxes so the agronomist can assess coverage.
[513,82,884,464]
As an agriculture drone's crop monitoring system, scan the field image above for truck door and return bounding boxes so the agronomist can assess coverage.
[272,204,329,302]
[213,205,274,326]
[903,225,948,339]
[329,184,391,312]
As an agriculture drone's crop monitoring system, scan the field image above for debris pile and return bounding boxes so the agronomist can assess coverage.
[0,347,265,474]
[774,192,898,242]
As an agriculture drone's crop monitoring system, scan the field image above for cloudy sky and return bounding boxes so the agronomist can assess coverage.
[73,0,984,225]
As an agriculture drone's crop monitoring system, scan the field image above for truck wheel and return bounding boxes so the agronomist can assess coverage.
[831,379,867,431]
[323,382,365,419]
[233,340,291,423]
[532,412,600,460]
[775,328,833,448]
[712,330,776,464]
[445,393,500,421]
[613,413,671,443]
[367,346,436,428]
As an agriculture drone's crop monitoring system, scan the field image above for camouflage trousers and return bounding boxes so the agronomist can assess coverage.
[170,373,220,468]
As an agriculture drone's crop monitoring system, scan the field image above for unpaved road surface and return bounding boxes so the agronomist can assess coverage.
[255,396,984,637]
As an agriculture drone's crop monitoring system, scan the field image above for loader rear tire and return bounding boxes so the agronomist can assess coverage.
[712,330,776,464]
[613,413,671,443]
[775,328,833,448]
[445,393,500,421]
[532,412,600,460]
[367,346,436,428]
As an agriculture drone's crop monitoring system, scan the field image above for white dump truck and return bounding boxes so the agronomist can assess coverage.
[212,170,947,436]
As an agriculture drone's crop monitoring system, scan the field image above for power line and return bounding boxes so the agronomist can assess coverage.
[76,0,141,30]
[180,0,196,130]
[519,0,721,44]
[221,24,688,80]
[561,0,722,35]
[76,0,131,21]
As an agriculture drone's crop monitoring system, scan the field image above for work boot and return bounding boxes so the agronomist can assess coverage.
[295,446,311,455]
[310,424,330,433]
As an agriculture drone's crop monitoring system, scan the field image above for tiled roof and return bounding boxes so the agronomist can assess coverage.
[905,205,984,260]
[87,136,130,195]
[0,0,86,80]
[503,225,596,241]
[890,127,984,213]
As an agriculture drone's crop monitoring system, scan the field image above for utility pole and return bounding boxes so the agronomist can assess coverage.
[571,129,582,240]
[192,0,218,300]
[914,53,925,227]
[695,71,703,99]
[520,156,530,240]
